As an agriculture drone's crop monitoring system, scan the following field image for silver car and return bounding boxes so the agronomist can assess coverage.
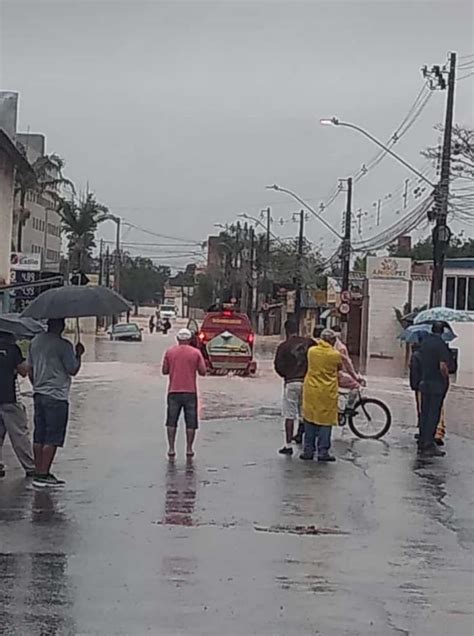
[109,322,143,342]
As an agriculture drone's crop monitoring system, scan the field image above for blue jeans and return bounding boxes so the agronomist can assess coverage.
[303,422,332,458]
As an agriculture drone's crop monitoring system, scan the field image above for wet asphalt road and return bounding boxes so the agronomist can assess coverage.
[0,330,473,635]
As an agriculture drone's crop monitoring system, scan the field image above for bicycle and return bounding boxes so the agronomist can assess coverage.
[338,388,392,439]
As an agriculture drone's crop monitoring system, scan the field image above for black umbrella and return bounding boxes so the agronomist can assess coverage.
[0,314,45,339]
[21,285,131,320]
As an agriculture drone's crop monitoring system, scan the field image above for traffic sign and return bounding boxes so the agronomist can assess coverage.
[341,290,351,303]
[339,302,350,315]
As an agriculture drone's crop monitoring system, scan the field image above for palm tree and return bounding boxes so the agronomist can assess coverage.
[14,151,75,252]
[58,193,109,271]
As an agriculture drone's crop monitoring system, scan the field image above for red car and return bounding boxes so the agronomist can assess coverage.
[195,308,257,376]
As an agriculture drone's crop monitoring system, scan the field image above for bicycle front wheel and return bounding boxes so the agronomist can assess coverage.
[348,397,392,439]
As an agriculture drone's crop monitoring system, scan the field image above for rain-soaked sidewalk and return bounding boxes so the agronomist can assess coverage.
[0,334,473,635]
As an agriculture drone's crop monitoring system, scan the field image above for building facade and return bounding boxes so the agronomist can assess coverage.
[0,92,34,288]
[12,133,62,273]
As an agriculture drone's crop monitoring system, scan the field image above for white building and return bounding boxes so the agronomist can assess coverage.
[13,133,62,273]
[359,256,474,388]
[442,259,474,388]
[443,258,474,312]
[0,92,34,288]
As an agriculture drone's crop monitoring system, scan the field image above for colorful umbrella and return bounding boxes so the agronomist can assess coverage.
[414,307,474,324]
[399,323,457,344]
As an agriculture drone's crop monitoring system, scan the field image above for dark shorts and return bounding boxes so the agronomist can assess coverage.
[166,392,198,430]
[33,394,69,447]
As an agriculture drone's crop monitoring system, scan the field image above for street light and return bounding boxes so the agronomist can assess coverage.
[266,184,342,239]
[319,117,435,187]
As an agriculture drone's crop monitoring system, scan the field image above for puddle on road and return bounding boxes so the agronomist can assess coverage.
[254,524,349,536]
[275,573,335,594]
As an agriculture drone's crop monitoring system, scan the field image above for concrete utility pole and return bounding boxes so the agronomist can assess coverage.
[98,238,104,286]
[104,247,110,287]
[247,226,255,320]
[114,216,121,294]
[105,213,121,294]
[424,52,457,307]
[341,177,352,298]
[263,207,271,296]
[294,210,305,334]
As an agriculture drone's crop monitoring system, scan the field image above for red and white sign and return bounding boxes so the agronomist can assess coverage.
[341,290,351,303]
[339,302,350,315]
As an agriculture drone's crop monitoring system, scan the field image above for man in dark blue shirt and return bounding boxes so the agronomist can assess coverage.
[0,331,35,477]
[418,322,450,457]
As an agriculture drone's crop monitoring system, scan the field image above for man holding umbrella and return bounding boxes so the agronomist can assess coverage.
[21,285,130,485]
[28,319,84,487]
[417,322,451,458]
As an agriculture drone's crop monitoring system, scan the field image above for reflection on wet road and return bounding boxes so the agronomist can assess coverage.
[0,331,473,635]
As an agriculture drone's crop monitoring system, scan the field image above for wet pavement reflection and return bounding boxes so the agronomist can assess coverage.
[0,331,473,635]
[162,460,198,527]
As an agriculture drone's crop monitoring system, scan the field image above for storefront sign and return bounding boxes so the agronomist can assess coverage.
[366,256,411,280]
[10,252,41,272]
[327,277,341,305]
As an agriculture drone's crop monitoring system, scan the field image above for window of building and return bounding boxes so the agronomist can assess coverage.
[445,277,455,308]
[469,278,474,312]
[456,277,467,310]
[445,275,474,311]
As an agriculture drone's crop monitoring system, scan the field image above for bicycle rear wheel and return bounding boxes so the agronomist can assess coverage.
[348,398,391,439]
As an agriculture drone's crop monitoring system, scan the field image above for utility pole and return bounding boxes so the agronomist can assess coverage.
[341,176,352,305]
[422,52,456,306]
[104,247,110,287]
[247,226,255,321]
[98,238,104,286]
[294,210,305,334]
[114,216,121,294]
[262,207,271,298]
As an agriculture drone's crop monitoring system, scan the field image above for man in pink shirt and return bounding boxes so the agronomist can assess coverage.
[162,328,207,458]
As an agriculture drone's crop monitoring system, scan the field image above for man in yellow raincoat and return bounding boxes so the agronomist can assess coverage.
[301,329,342,462]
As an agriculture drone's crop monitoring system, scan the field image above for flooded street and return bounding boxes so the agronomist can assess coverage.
[1,331,473,635]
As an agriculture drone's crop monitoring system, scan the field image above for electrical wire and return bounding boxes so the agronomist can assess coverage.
[352,196,433,252]
[120,218,203,245]
[318,81,433,212]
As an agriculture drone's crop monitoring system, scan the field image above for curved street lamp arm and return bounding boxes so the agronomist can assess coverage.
[266,185,342,239]
[336,121,435,188]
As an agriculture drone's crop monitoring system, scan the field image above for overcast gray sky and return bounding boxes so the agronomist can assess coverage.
[1,0,473,266]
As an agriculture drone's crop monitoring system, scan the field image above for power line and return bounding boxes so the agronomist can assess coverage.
[120,218,203,245]
[318,81,433,214]
[352,195,433,252]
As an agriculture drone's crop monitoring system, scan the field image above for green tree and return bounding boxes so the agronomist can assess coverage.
[389,234,474,259]
[269,238,323,286]
[58,193,108,271]
[14,152,74,252]
[120,256,170,312]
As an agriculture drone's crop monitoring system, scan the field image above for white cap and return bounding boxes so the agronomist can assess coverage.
[177,328,192,341]
[321,328,337,343]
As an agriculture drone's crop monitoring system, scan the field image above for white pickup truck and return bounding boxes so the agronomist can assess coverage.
[159,303,178,320]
